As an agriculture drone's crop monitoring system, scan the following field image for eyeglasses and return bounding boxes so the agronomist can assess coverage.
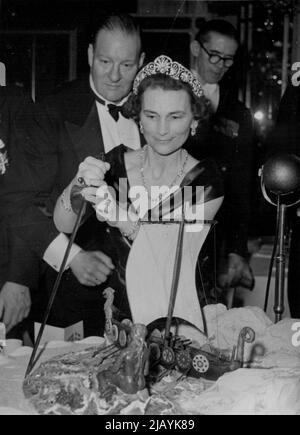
[199,40,235,68]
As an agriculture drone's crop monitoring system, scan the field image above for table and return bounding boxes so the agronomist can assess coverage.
[0,306,299,415]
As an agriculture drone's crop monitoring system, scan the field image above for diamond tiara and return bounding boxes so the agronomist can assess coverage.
[133,55,204,98]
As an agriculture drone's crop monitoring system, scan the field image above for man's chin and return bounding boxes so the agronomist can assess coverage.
[207,73,223,84]
[102,88,128,103]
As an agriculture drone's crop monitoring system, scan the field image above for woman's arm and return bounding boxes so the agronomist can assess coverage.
[54,178,141,242]
[54,181,84,233]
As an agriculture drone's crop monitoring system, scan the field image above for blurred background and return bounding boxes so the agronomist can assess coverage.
[0,0,299,238]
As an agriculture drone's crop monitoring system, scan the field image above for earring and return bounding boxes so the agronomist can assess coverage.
[191,121,198,137]
[139,122,144,134]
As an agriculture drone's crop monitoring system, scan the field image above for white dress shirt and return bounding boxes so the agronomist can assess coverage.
[91,77,140,154]
[43,77,141,272]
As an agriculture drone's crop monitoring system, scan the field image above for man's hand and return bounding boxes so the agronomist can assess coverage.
[218,253,254,289]
[0,282,31,333]
[69,250,115,287]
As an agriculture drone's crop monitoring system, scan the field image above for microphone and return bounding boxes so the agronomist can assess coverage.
[260,153,300,206]
[260,153,300,323]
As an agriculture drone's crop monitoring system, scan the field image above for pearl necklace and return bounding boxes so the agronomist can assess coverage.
[140,145,189,204]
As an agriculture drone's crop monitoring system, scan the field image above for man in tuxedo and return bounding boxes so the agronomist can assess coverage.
[187,19,254,292]
[0,85,35,334]
[8,13,145,337]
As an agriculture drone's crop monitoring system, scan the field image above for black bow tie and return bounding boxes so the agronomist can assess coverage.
[91,90,128,122]
[107,103,123,122]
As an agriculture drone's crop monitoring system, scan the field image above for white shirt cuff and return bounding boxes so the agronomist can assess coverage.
[43,233,82,272]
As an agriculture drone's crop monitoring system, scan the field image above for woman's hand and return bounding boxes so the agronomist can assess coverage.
[70,156,111,213]
[94,184,121,223]
[75,156,110,188]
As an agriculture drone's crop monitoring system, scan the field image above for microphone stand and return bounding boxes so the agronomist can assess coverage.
[261,154,300,322]
[274,195,287,323]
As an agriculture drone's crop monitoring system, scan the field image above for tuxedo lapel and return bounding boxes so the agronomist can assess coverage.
[65,103,105,163]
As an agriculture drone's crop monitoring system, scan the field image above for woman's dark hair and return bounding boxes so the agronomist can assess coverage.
[123,73,210,130]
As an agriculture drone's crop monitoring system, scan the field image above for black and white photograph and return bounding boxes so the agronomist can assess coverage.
[0,0,299,417]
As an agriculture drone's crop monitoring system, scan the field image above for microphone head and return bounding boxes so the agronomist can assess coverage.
[262,153,300,196]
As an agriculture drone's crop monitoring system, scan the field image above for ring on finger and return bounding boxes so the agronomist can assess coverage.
[77,177,86,186]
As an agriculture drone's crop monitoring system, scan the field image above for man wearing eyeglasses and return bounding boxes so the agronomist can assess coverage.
[187,19,255,297]
[191,20,236,112]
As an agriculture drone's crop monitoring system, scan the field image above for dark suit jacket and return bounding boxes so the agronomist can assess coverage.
[0,85,34,215]
[0,85,39,288]
[185,84,254,257]
[267,82,300,155]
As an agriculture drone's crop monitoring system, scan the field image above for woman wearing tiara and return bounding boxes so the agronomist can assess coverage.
[54,55,224,337]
